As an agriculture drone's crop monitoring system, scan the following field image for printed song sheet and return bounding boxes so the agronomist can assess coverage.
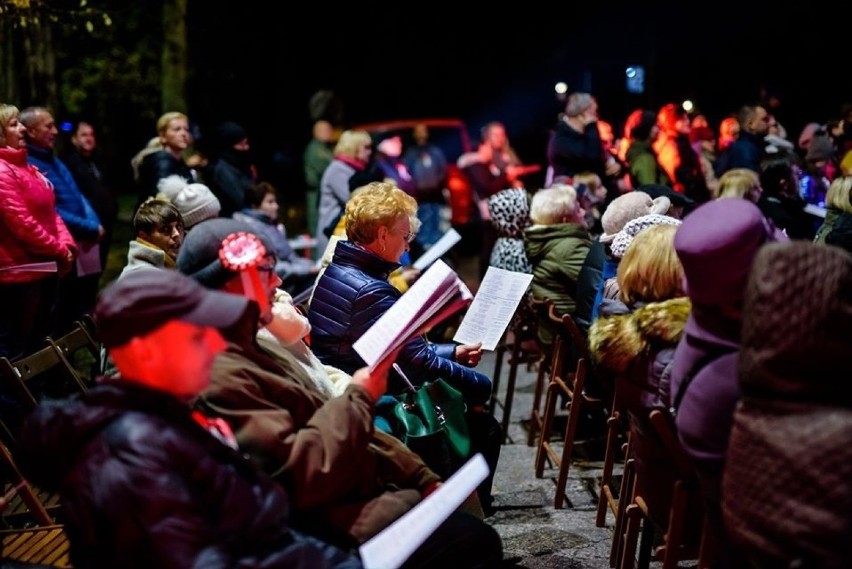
[453,266,533,350]
[359,454,488,569]
[412,228,461,270]
[353,259,472,370]
[0,261,58,274]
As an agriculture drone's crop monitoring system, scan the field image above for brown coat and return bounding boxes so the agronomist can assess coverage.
[197,319,440,546]
[723,242,852,568]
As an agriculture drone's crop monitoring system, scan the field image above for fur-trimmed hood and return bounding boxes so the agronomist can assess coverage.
[589,297,691,374]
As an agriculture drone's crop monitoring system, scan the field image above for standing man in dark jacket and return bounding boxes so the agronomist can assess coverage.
[16,269,362,569]
[60,119,118,271]
[714,104,770,177]
[547,92,622,187]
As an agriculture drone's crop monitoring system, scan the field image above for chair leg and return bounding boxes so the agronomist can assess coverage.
[554,379,582,508]
[488,331,507,415]
[661,481,688,569]
[619,503,642,569]
[610,452,634,568]
[697,510,716,569]
[499,337,522,444]
[596,411,622,527]
[637,518,655,569]
[527,356,549,447]
[534,380,559,478]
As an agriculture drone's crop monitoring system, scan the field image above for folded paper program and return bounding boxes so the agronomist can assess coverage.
[353,259,472,370]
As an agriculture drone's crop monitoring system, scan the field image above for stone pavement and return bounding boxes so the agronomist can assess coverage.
[482,347,618,568]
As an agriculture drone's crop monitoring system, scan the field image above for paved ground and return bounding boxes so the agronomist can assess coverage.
[482,347,618,568]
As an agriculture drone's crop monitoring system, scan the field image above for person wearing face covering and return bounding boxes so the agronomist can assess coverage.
[207,121,257,217]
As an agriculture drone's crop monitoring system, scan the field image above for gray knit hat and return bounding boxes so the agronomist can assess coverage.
[177,217,274,289]
[157,175,221,228]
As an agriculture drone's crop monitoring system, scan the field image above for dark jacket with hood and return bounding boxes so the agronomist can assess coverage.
[15,381,362,569]
[523,222,592,345]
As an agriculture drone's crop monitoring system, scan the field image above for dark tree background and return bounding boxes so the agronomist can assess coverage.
[2,0,852,221]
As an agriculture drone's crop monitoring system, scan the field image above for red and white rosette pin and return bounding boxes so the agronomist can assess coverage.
[219,232,270,312]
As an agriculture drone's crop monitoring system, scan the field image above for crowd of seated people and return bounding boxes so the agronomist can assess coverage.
[7,89,852,567]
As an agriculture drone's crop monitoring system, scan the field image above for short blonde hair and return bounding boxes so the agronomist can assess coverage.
[825,176,852,213]
[572,172,602,194]
[156,111,188,135]
[0,103,19,147]
[530,185,578,225]
[333,130,371,159]
[345,181,418,244]
[718,168,760,201]
[617,224,684,305]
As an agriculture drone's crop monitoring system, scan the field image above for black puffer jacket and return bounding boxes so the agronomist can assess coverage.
[308,240,492,405]
[16,381,361,569]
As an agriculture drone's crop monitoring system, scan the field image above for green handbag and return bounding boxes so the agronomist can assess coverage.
[392,376,472,477]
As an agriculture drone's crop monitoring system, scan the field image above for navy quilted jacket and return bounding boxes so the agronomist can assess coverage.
[308,240,492,405]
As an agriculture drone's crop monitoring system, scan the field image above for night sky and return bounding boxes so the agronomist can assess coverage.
[185,2,852,193]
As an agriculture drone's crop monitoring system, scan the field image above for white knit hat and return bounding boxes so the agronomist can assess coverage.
[157,175,221,228]
[609,213,682,259]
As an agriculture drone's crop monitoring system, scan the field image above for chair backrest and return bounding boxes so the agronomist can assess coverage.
[648,408,698,477]
[45,319,101,388]
[0,346,62,410]
[0,338,90,442]
[545,298,589,376]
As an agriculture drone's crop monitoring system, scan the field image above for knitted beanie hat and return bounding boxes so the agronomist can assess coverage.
[157,175,221,228]
[177,217,274,289]
[609,213,682,259]
[600,191,671,243]
[215,121,248,149]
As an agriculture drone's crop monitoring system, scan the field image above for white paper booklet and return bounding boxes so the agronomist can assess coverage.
[352,259,472,371]
[0,261,58,274]
[359,453,488,569]
[412,228,461,270]
[453,266,534,350]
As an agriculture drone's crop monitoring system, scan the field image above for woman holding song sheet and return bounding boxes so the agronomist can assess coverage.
[307,181,503,515]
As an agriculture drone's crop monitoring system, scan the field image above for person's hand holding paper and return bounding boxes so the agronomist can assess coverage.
[455,342,483,367]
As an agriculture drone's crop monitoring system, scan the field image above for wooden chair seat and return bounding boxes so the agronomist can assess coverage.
[1,525,73,567]
[0,439,71,567]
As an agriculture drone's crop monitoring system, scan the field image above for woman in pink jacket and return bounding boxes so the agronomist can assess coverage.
[0,103,76,360]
